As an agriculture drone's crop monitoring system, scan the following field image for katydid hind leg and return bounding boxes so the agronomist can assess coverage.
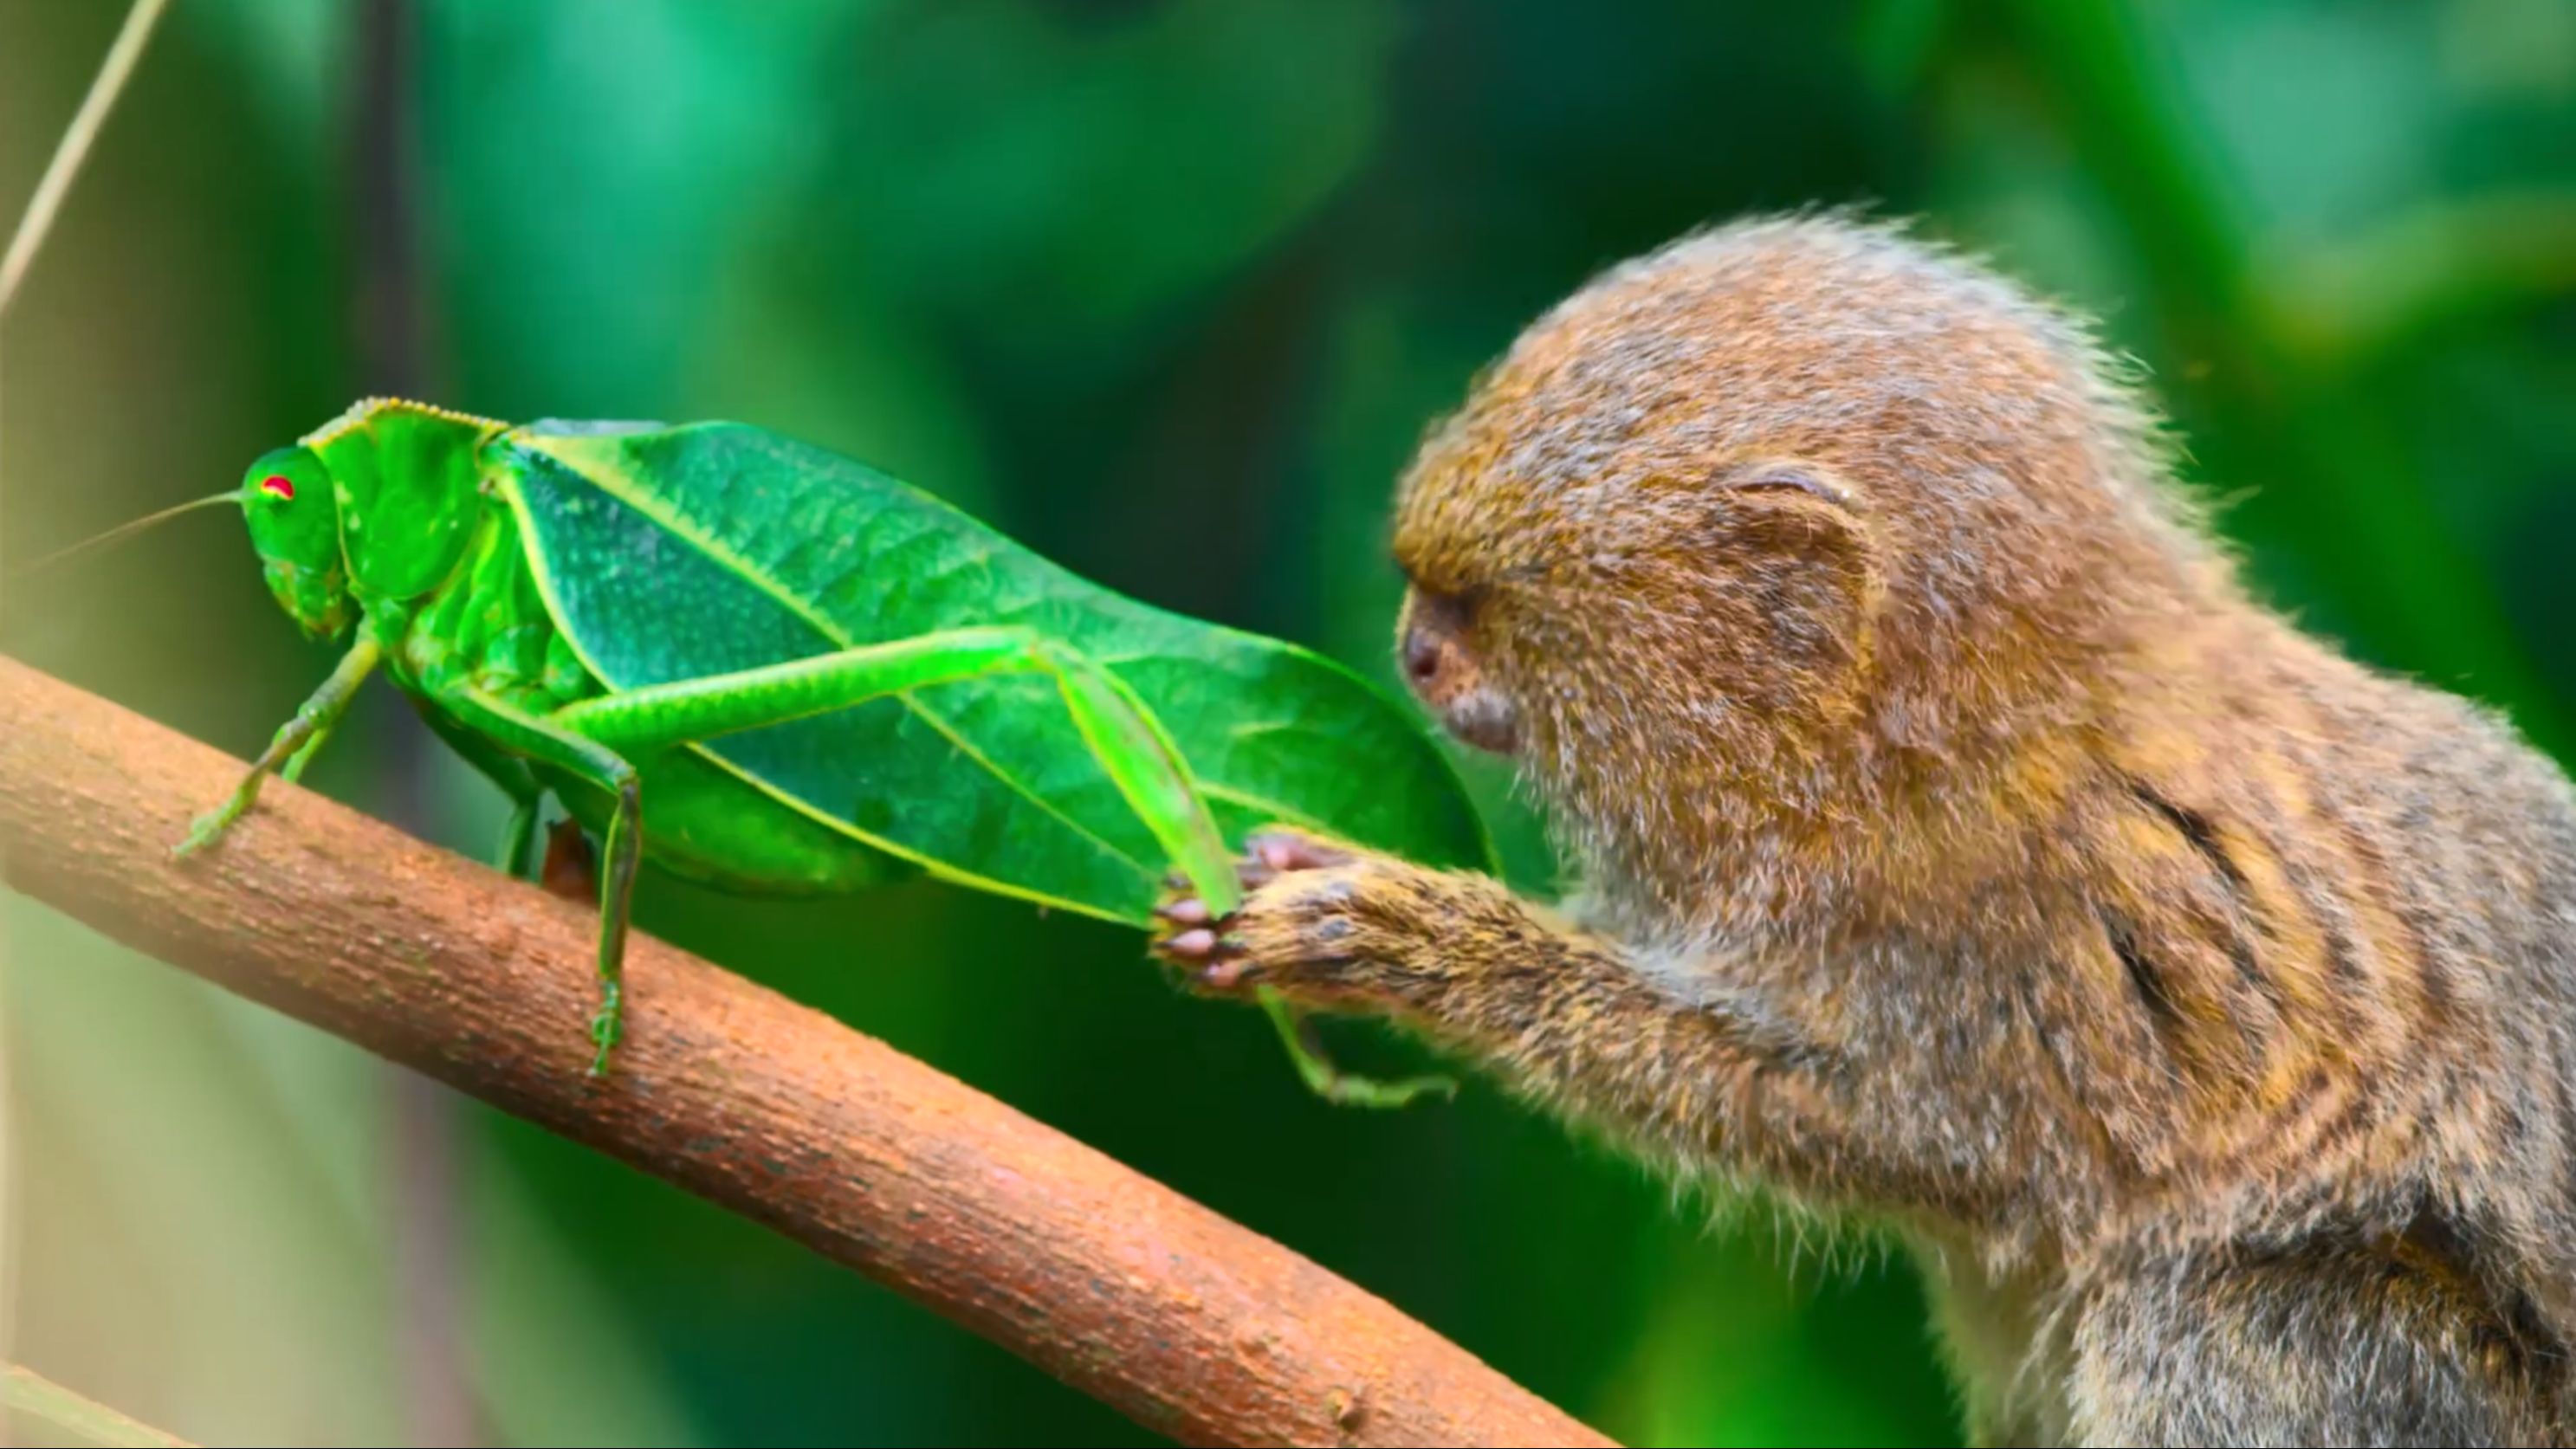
[547,626,1043,753]
[1032,640,1237,915]
[176,636,385,857]
[546,626,1230,899]
[453,632,1047,1074]
[593,773,642,1074]
[1038,644,1450,1105]
[442,687,642,1077]
[537,629,1439,1105]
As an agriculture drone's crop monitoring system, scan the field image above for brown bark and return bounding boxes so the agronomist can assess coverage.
[0,655,1615,1449]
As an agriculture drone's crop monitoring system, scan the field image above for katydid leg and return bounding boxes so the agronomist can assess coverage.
[409,697,549,878]
[551,626,1043,750]
[176,635,385,857]
[551,626,1237,905]
[279,713,336,785]
[495,796,542,878]
[442,688,641,1077]
[550,630,1424,1103]
[1030,639,1239,916]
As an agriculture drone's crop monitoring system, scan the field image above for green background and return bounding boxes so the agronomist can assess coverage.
[3,1,2572,1444]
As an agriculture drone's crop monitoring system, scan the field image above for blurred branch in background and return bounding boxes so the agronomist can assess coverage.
[343,3,481,1444]
[0,0,167,319]
[0,654,1618,1449]
[1,2,174,1433]
[3,1362,194,1449]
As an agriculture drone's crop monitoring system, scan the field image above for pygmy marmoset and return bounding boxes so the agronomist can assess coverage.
[1155,213,2576,1446]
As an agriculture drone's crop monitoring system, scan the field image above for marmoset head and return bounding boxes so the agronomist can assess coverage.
[1390,213,2229,920]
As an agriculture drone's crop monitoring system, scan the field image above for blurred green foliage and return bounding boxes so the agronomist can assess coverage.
[3,1,2572,1444]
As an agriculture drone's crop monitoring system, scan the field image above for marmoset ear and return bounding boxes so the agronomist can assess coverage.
[1705,460,1887,674]
[1719,457,1879,578]
[1722,459,1857,507]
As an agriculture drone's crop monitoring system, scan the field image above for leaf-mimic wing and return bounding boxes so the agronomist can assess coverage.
[498,421,1491,925]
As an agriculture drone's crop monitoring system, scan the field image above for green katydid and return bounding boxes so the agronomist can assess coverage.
[158,397,1489,1097]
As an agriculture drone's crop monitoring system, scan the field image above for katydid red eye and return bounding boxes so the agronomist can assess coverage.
[260,475,294,500]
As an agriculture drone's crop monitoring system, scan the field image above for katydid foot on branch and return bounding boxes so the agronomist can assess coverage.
[173,634,382,858]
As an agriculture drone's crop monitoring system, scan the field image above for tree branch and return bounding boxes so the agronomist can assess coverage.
[0,655,1615,1449]
[3,1362,195,1448]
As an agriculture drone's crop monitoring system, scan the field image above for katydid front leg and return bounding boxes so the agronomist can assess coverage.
[274,695,548,877]
[176,635,385,857]
[279,713,336,786]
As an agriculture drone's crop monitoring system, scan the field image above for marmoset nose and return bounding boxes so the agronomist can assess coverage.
[1403,624,1442,687]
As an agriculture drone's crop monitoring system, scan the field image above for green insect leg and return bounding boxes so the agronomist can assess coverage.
[1026,639,1239,916]
[440,688,640,1077]
[551,625,1235,899]
[176,635,385,858]
[278,713,336,786]
[552,630,1427,1105]
[495,796,542,878]
[407,692,549,878]
[551,626,1043,750]
[1035,644,1451,1107]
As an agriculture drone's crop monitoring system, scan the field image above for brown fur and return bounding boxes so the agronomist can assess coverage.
[1155,213,2576,1446]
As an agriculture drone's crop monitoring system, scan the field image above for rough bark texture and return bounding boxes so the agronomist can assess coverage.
[0,655,1615,1449]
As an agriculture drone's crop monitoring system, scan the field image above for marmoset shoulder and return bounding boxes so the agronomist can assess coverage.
[1155,212,2576,1447]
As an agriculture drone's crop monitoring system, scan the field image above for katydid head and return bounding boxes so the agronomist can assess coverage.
[241,444,354,642]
